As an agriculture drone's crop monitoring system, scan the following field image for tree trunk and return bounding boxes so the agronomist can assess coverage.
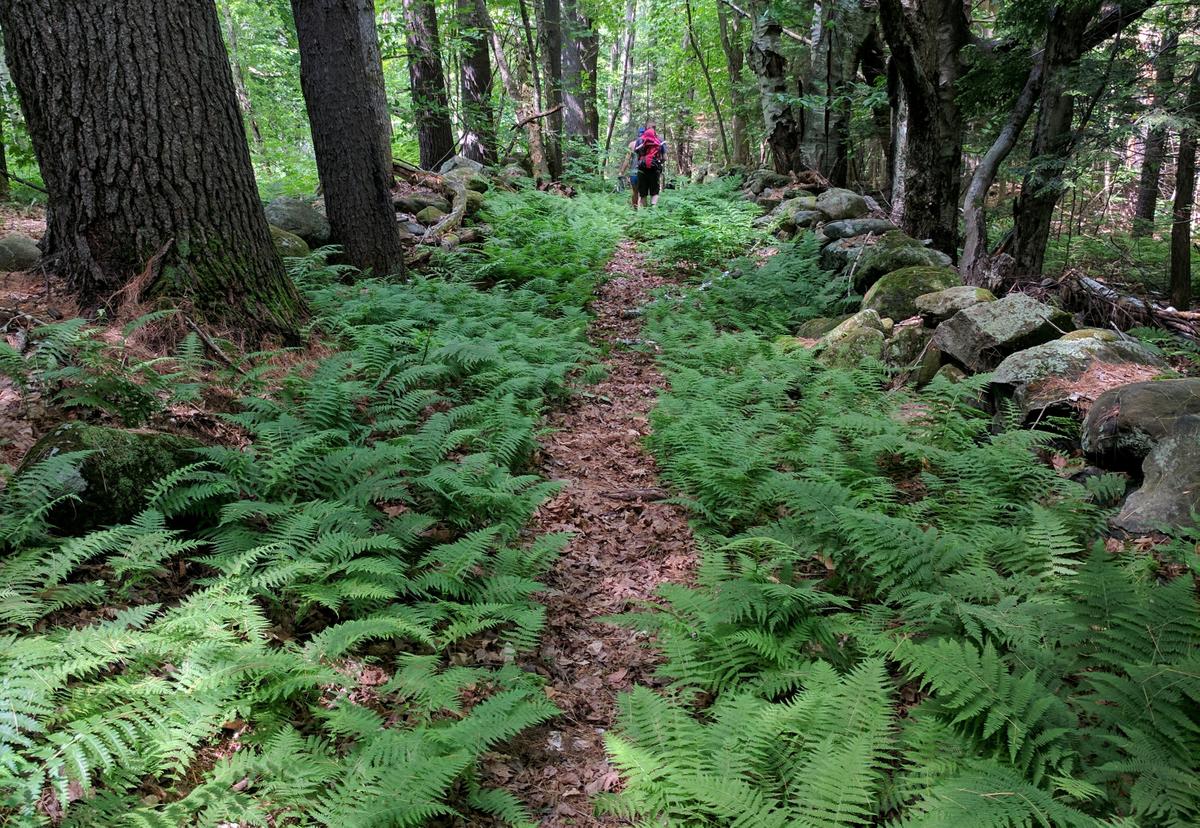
[484,4,550,177]
[1010,4,1100,278]
[1170,63,1200,310]
[223,5,265,155]
[603,0,637,166]
[716,0,750,166]
[540,0,564,177]
[561,0,587,145]
[293,0,404,277]
[0,86,9,202]
[0,0,304,339]
[458,0,495,164]
[749,10,804,174]
[404,0,455,169]
[580,24,600,144]
[1133,29,1178,237]
[685,0,729,166]
[877,0,969,256]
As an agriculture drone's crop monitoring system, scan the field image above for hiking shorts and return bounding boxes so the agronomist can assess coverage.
[637,166,661,198]
[629,170,638,187]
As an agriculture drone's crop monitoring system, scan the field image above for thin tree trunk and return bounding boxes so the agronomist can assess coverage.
[580,23,599,143]
[293,0,404,277]
[684,0,729,166]
[749,9,804,174]
[561,0,587,145]
[0,0,304,339]
[458,0,495,164]
[0,86,9,202]
[540,0,564,177]
[404,0,455,169]
[1133,29,1178,237]
[1170,63,1200,310]
[716,0,750,166]
[603,0,637,166]
[223,6,264,154]
[485,7,549,177]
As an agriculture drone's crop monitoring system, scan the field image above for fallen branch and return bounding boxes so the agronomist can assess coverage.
[0,170,48,194]
[183,316,247,375]
[502,104,564,158]
[602,487,669,501]
[1062,269,1200,341]
[422,176,468,244]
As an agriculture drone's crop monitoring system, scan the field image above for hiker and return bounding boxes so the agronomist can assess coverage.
[621,127,646,208]
[633,123,664,208]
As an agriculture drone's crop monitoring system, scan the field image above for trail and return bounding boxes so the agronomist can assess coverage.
[486,241,696,826]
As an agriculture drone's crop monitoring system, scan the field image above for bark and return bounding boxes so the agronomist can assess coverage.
[0,0,304,339]
[458,0,495,164]
[749,10,804,174]
[603,0,637,166]
[404,0,455,169]
[223,6,264,154]
[1133,29,1178,237]
[1170,63,1200,310]
[561,0,587,143]
[484,5,550,177]
[580,24,600,143]
[877,0,969,256]
[540,0,564,177]
[293,0,405,277]
[685,0,729,165]
[716,0,751,166]
[0,87,8,202]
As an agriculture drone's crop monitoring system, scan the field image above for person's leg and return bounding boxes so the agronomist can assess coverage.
[650,168,662,206]
[631,174,639,208]
[637,171,651,208]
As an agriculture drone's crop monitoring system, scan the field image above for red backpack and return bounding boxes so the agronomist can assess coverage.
[637,133,663,172]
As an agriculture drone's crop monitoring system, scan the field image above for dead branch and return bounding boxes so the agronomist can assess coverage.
[0,170,49,194]
[502,104,564,158]
[183,316,248,375]
[1062,269,1200,341]
[422,176,468,244]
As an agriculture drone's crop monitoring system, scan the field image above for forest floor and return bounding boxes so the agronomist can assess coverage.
[481,241,696,826]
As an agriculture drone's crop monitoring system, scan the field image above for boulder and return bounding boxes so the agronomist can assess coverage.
[269,225,310,259]
[17,423,201,533]
[403,221,427,236]
[915,286,996,326]
[394,192,452,215]
[885,324,940,382]
[990,336,1169,423]
[1082,378,1200,469]
[263,197,330,246]
[439,154,486,175]
[934,364,967,384]
[814,310,886,368]
[464,189,485,216]
[416,206,447,225]
[444,166,490,193]
[745,170,791,195]
[862,266,961,322]
[498,164,530,185]
[792,211,823,230]
[1112,429,1200,534]
[1061,327,1120,342]
[820,237,868,274]
[756,193,784,212]
[822,218,898,241]
[851,232,953,292]
[932,294,1074,373]
[796,315,852,339]
[0,233,41,271]
[815,188,868,221]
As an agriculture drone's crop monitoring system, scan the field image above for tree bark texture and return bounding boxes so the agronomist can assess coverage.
[1170,63,1200,310]
[561,0,588,143]
[716,0,751,166]
[404,0,455,169]
[484,4,550,177]
[1133,29,1178,237]
[540,0,564,177]
[877,0,969,256]
[458,0,495,164]
[749,11,804,174]
[603,0,637,166]
[293,0,405,277]
[0,0,304,339]
[685,0,729,165]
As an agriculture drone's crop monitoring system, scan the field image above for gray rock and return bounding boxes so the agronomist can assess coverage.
[1082,378,1200,469]
[756,193,784,212]
[439,154,486,175]
[269,225,310,259]
[464,189,485,216]
[416,205,447,225]
[444,166,490,193]
[263,197,330,246]
[745,170,791,195]
[935,364,968,384]
[932,294,1074,373]
[851,232,953,292]
[403,221,427,236]
[820,237,868,274]
[885,324,939,382]
[17,423,201,534]
[0,233,41,271]
[814,309,886,368]
[1113,429,1200,534]
[792,211,823,229]
[990,337,1169,423]
[822,218,898,241]
[862,266,961,322]
[498,164,530,184]
[815,188,869,221]
[394,192,452,215]
[915,286,996,326]
[796,315,852,339]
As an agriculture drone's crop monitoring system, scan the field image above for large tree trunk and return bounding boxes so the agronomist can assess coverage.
[404,0,455,170]
[0,86,9,202]
[1009,4,1099,278]
[716,0,750,166]
[561,0,587,145]
[458,0,495,164]
[293,0,404,277]
[877,0,969,257]
[1170,63,1200,310]
[0,0,304,339]
[1133,29,1179,237]
[580,24,600,143]
[748,10,804,174]
[540,0,564,177]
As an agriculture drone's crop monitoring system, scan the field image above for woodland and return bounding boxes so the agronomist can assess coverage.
[0,0,1199,826]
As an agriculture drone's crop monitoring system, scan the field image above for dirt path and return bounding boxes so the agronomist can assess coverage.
[486,241,696,826]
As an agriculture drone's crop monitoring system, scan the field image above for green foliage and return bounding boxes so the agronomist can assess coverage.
[0,190,623,825]
[628,179,760,270]
[606,227,1200,826]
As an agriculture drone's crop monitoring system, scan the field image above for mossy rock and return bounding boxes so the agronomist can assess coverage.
[815,309,886,368]
[464,189,485,216]
[444,166,490,193]
[0,233,42,271]
[416,206,447,225]
[1061,327,1120,342]
[1082,378,1200,469]
[914,285,996,326]
[17,423,202,533]
[270,225,310,259]
[862,266,961,321]
[796,315,852,339]
[931,293,1074,373]
[852,232,953,292]
[264,197,330,246]
[815,188,868,221]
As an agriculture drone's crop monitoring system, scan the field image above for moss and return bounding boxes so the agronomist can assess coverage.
[796,315,852,338]
[862,266,960,321]
[19,423,201,533]
[852,232,953,292]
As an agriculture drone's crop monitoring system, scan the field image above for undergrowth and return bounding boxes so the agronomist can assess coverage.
[0,191,628,826]
[601,192,1200,826]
